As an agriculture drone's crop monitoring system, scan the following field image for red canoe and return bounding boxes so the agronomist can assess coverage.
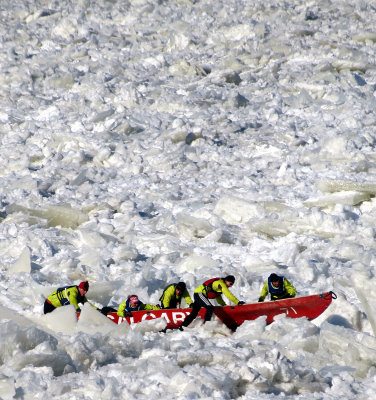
[104,291,336,331]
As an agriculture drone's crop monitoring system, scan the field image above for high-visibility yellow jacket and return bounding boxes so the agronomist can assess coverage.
[46,285,97,312]
[159,284,193,309]
[259,277,296,301]
[194,278,240,306]
[117,299,160,317]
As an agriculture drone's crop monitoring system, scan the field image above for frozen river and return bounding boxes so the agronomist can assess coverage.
[1,0,376,398]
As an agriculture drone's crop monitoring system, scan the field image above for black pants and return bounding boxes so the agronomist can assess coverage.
[44,300,56,314]
[181,293,214,327]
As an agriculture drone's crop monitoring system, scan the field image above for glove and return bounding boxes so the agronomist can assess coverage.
[238,301,245,305]
[272,294,293,300]
[124,310,133,318]
[101,306,117,315]
[258,297,264,302]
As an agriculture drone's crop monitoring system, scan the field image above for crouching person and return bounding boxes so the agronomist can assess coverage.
[258,273,296,302]
[117,295,160,318]
[159,282,193,309]
[179,275,245,330]
[44,281,98,314]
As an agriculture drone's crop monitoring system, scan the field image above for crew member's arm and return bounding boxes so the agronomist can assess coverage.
[69,288,98,312]
[140,304,161,311]
[161,286,175,308]
[82,297,99,310]
[258,281,269,302]
[213,280,240,305]
[283,279,296,298]
[67,288,81,311]
[215,295,226,306]
[117,300,127,317]
[182,289,193,307]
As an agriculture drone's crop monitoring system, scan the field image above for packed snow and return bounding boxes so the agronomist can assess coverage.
[1,0,376,398]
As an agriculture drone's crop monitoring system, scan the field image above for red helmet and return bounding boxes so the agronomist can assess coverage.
[78,281,89,291]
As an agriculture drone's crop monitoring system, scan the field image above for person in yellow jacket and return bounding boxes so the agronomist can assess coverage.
[258,273,296,302]
[117,295,160,318]
[44,281,98,314]
[159,282,193,309]
[179,275,245,329]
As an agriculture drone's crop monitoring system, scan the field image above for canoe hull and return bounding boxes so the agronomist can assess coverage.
[105,291,335,330]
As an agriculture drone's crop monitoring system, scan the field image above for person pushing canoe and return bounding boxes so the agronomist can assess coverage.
[258,273,296,302]
[159,282,193,309]
[178,275,245,330]
[44,281,99,314]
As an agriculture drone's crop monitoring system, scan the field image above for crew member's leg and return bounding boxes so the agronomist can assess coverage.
[182,293,213,327]
[181,294,201,327]
[44,300,56,314]
[202,294,214,322]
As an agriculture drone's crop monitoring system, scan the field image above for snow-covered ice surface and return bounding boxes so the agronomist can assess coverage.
[1,0,376,398]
